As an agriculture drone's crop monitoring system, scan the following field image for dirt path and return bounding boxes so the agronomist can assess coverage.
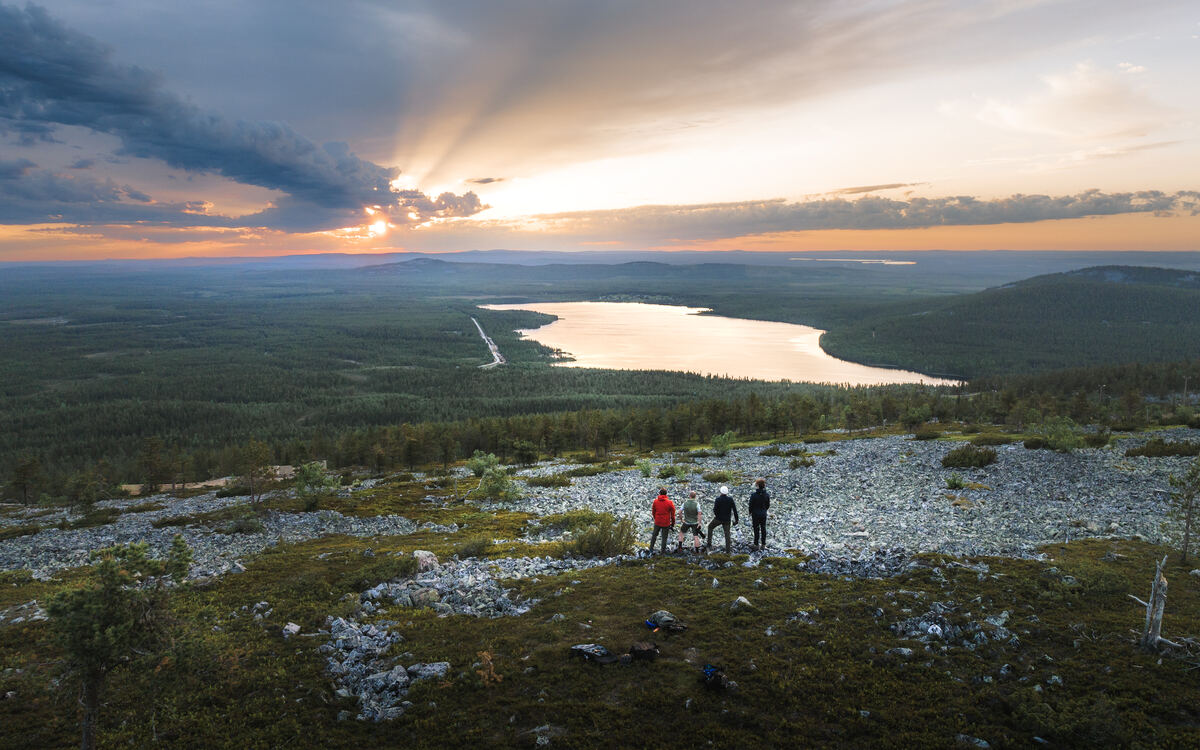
[472,317,505,368]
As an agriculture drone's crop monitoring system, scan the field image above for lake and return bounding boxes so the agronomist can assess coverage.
[480,301,957,385]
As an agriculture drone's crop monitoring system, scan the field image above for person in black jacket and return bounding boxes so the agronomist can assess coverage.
[707,486,739,553]
[748,478,770,549]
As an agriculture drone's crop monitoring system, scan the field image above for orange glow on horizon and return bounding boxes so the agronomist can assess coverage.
[668,212,1200,253]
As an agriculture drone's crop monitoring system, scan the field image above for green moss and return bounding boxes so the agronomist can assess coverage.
[4,515,1199,749]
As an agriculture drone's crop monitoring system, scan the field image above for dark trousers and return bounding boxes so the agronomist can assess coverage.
[752,514,766,547]
[650,524,671,552]
[707,519,731,552]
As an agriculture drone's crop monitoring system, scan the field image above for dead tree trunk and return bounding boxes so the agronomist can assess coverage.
[1129,555,1179,652]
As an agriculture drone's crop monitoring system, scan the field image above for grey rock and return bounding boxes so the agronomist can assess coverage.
[407,662,450,683]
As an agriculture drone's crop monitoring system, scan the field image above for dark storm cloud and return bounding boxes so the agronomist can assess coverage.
[0,164,230,225]
[0,3,482,230]
[519,190,1194,243]
[0,158,37,178]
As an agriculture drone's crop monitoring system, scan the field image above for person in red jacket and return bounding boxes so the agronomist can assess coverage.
[650,487,676,554]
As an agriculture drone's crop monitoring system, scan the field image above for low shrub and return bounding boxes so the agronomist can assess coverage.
[466,450,501,477]
[1024,437,1047,450]
[941,444,997,469]
[960,423,982,434]
[710,431,736,456]
[946,472,966,490]
[476,467,521,501]
[789,456,815,469]
[1033,416,1082,453]
[568,452,608,464]
[59,507,121,530]
[618,456,637,466]
[1125,438,1200,458]
[802,435,830,444]
[455,536,494,559]
[969,433,1015,446]
[0,524,41,541]
[1083,430,1112,449]
[912,425,941,441]
[216,485,251,498]
[702,470,734,483]
[636,459,654,478]
[760,445,807,457]
[219,515,265,535]
[566,514,636,558]
[566,464,611,477]
[335,554,419,591]
[657,465,690,480]
[531,509,610,536]
[525,474,572,488]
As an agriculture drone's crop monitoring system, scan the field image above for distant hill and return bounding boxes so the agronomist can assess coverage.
[820,266,1200,379]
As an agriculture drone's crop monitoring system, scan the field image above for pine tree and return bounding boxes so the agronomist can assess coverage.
[1168,457,1200,564]
[48,539,190,750]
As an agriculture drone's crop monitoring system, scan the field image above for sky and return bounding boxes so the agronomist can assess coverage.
[0,0,1197,261]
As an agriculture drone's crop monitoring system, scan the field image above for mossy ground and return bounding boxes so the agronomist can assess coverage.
[2,477,1199,748]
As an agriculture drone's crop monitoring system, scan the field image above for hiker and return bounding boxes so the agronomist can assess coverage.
[707,486,739,553]
[676,490,704,553]
[649,487,676,554]
[748,478,770,549]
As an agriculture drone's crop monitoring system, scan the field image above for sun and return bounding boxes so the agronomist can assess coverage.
[368,219,389,236]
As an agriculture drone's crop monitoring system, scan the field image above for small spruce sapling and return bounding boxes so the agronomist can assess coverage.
[1168,456,1200,564]
[48,537,191,750]
[466,450,500,478]
[294,461,341,511]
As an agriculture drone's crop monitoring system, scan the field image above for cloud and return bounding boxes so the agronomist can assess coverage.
[468,177,505,184]
[0,158,36,179]
[463,190,1196,245]
[0,163,231,226]
[0,3,482,231]
[388,0,1151,182]
[949,62,1175,140]
[67,158,95,169]
[833,183,926,195]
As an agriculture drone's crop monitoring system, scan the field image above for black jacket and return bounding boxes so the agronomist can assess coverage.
[712,494,738,523]
[749,488,770,518]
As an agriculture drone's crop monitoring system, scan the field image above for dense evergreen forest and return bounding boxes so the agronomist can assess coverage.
[2,260,1198,499]
[821,266,1200,378]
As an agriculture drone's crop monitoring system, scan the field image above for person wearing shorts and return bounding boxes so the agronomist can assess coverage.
[676,490,704,552]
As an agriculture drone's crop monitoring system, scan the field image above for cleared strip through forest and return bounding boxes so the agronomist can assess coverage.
[472,317,506,368]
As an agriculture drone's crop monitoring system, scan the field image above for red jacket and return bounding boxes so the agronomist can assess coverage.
[652,494,676,527]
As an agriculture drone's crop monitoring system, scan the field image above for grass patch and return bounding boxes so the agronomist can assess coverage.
[564,514,636,557]
[789,456,815,469]
[912,425,942,441]
[0,524,42,541]
[701,470,735,484]
[1125,438,1200,458]
[969,433,1016,446]
[941,444,998,469]
[57,507,121,530]
[529,509,611,537]
[454,536,495,559]
[524,474,573,488]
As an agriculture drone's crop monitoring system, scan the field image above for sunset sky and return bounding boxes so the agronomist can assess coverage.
[1,0,1197,261]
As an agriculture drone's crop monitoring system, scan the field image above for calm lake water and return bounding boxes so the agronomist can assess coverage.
[480,301,957,385]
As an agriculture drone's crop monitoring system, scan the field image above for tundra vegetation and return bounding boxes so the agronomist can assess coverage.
[2,472,1197,747]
